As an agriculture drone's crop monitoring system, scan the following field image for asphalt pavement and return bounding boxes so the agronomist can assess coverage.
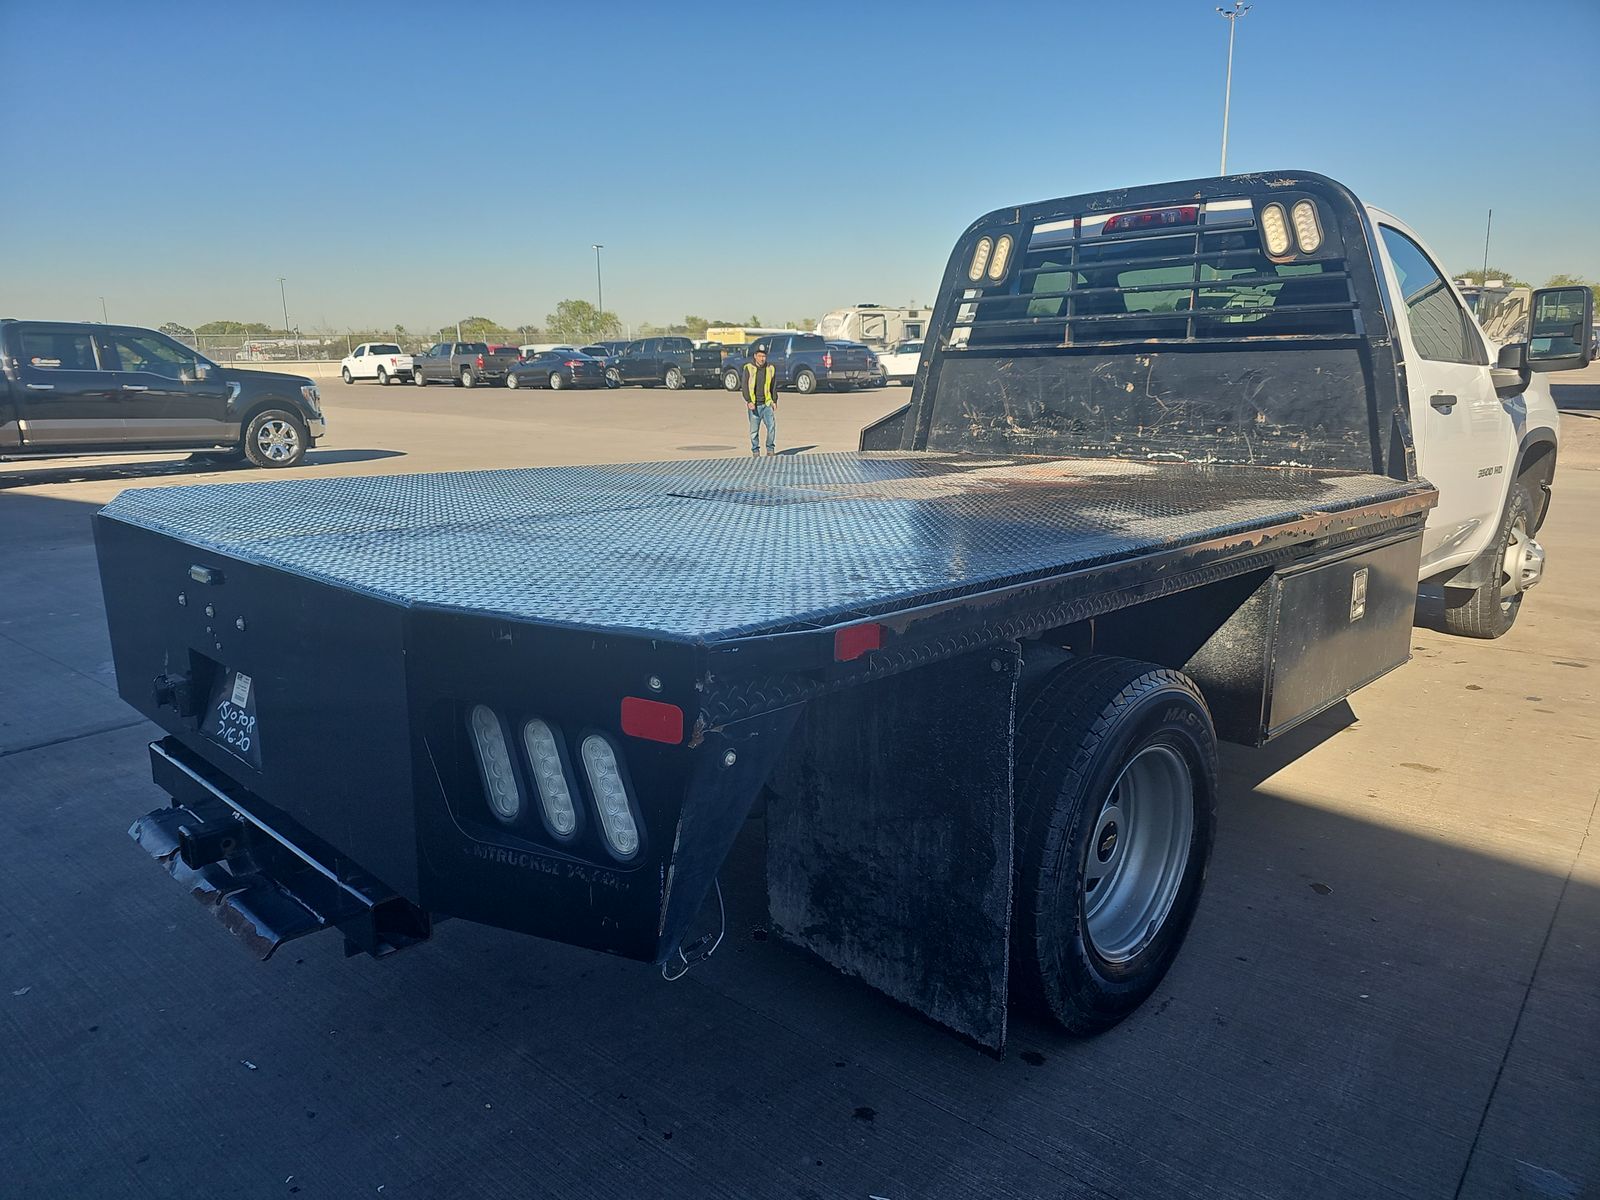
[1,375,1596,1199]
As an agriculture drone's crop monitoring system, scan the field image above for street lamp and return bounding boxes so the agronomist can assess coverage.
[592,244,605,318]
[277,276,292,347]
[1215,2,1251,175]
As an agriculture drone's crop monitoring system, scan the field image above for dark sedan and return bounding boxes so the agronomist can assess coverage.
[506,350,608,391]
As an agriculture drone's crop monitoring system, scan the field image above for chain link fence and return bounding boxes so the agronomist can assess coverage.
[170,331,436,363]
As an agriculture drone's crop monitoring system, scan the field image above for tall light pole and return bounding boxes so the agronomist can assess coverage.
[1216,2,1251,175]
[277,276,291,344]
[98,296,108,323]
[592,244,605,318]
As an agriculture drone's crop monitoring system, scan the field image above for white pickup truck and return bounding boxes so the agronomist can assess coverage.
[877,338,924,385]
[339,342,413,385]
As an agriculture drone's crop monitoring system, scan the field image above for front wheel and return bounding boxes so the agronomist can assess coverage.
[1441,486,1541,639]
[605,367,622,388]
[1013,655,1217,1036]
[664,366,686,390]
[505,372,521,390]
[460,368,475,388]
[549,371,566,390]
[414,368,427,386]
[794,368,817,395]
[341,367,353,384]
[242,409,310,469]
[723,368,741,392]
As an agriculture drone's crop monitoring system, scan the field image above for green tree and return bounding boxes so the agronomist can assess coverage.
[1545,273,1585,287]
[683,315,710,339]
[1455,267,1529,288]
[545,299,621,343]
[159,322,194,338]
[196,319,275,336]
[435,316,516,343]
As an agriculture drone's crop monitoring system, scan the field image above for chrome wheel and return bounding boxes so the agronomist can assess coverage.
[460,368,475,388]
[723,369,740,391]
[254,418,301,464]
[1500,516,1544,605]
[605,367,622,387]
[1083,743,1194,964]
[549,372,565,390]
[341,367,352,384]
[506,372,520,390]
[795,369,816,394]
[664,367,685,390]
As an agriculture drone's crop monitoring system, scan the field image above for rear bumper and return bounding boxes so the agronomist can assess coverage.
[129,738,431,960]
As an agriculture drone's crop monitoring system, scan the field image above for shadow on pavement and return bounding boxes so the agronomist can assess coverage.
[0,448,404,489]
[1550,380,1598,414]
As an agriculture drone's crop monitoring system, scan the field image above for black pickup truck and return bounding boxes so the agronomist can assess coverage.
[608,336,724,389]
[0,319,326,468]
[102,171,1551,1052]
[412,342,520,388]
[720,332,877,393]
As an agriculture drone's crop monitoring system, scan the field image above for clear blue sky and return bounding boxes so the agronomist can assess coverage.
[3,0,1596,334]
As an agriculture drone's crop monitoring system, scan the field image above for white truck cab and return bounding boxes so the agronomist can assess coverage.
[1366,208,1572,637]
[340,343,413,385]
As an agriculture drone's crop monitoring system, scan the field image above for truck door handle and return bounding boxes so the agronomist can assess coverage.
[121,385,149,392]
[1430,393,1457,411]
[25,383,54,391]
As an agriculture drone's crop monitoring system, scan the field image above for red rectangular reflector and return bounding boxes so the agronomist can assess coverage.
[833,622,882,662]
[621,696,684,744]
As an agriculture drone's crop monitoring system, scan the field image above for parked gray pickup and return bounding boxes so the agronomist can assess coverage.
[413,342,521,388]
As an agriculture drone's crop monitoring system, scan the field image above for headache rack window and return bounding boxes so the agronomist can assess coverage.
[954,210,1360,349]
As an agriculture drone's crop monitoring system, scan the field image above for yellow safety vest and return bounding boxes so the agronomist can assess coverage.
[743,362,776,406]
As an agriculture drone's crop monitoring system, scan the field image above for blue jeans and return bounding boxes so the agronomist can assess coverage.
[748,404,776,454]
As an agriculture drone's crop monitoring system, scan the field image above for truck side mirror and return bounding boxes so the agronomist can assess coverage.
[1526,285,1594,372]
[1491,342,1529,399]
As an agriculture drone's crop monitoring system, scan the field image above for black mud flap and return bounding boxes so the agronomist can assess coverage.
[766,644,1020,1051]
[130,740,431,960]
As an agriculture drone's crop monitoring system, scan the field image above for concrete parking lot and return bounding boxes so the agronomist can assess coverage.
[1,373,1596,1199]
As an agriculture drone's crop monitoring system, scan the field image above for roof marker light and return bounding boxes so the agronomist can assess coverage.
[521,718,576,836]
[968,236,994,282]
[987,235,1013,280]
[1290,199,1323,254]
[1260,203,1292,256]
[581,734,640,860]
[468,705,521,823]
[1102,206,1198,234]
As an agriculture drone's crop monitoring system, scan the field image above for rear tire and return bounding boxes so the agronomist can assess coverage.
[377,366,389,385]
[664,366,686,390]
[1441,486,1539,639]
[242,408,310,469]
[1012,655,1217,1036]
[549,372,566,390]
[795,368,817,394]
[460,368,475,388]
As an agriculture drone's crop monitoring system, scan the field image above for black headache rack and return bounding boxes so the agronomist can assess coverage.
[885,171,1410,477]
[98,448,1432,1050]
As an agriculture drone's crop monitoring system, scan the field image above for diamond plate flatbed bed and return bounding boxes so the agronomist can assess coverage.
[99,451,1433,652]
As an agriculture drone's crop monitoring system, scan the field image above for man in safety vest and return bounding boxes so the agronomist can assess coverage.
[743,346,778,456]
